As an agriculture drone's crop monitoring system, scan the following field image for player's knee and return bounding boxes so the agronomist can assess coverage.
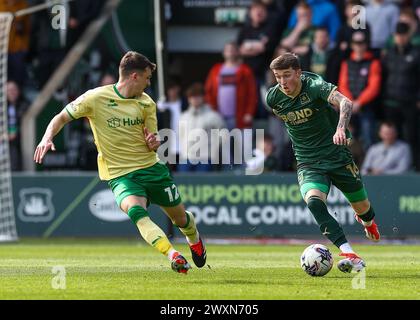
[173,214,187,228]
[304,190,327,203]
[306,195,326,211]
[351,199,370,214]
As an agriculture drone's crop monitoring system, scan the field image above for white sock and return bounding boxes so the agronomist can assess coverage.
[168,249,179,261]
[361,219,373,227]
[187,231,200,246]
[339,242,355,254]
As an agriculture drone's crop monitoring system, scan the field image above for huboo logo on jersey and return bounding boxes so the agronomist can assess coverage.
[18,188,55,222]
[107,117,144,128]
[89,189,129,222]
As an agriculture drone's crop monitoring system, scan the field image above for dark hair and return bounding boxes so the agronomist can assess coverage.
[346,0,362,7]
[315,26,329,34]
[250,0,266,9]
[186,82,204,98]
[381,120,397,129]
[119,51,156,77]
[395,21,410,35]
[264,133,274,143]
[270,52,301,70]
[297,0,311,10]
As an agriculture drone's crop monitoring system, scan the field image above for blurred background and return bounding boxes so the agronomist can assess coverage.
[1,0,420,241]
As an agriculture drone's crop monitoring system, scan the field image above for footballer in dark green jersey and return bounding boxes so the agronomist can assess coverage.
[266,53,381,273]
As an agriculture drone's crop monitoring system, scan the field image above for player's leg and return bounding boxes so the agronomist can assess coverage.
[146,162,206,268]
[350,199,380,241]
[161,203,207,268]
[332,162,380,242]
[330,162,381,272]
[108,172,190,273]
[299,167,365,272]
[304,189,350,251]
[299,168,349,249]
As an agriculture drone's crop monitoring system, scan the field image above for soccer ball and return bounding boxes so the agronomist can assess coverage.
[300,244,334,277]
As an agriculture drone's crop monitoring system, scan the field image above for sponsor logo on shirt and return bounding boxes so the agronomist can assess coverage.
[107,117,121,128]
[107,117,144,128]
[107,99,118,107]
[299,93,311,105]
[277,108,314,125]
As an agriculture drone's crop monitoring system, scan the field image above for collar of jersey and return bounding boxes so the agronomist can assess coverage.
[113,84,136,99]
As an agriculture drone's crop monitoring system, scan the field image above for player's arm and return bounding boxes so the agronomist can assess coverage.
[328,90,353,146]
[143,102,160,152]
[143,127,160,151]
[34,109,72,164]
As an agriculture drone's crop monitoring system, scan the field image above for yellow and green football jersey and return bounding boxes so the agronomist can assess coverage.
[65,84,159,180]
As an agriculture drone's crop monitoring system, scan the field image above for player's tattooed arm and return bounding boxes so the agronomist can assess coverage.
[328,90,353,146]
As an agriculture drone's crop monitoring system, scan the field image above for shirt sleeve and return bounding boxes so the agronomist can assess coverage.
[65,92,93,119]
[144,101,158,134]
[317,78,337,103]
[265,87,275,109]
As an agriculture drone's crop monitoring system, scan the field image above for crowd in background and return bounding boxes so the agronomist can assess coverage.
[4,0,420,175]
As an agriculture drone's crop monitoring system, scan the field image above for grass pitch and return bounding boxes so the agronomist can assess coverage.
[0,239,418,300]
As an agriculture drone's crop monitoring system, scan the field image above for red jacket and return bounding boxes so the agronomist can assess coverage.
[205,63,257,129]
[338,51,381,107]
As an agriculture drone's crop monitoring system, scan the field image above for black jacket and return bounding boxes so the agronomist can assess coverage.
[382,43,420,102]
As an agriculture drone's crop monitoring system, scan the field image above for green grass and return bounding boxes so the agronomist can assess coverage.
[0,239,419,300]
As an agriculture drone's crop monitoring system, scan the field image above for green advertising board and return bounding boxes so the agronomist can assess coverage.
[12,173,420,238]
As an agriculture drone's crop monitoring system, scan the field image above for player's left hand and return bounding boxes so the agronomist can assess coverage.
[333,128,349,146]
[144,127,160,151]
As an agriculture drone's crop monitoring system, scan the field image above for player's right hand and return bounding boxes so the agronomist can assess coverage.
[34,140,56,164]
[333,128,348,146]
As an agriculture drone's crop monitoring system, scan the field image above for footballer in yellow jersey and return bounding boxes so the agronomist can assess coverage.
[34,51,206,273]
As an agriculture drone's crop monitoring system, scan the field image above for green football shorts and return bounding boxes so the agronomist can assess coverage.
[297,161,368,203]
[108,162,182,208]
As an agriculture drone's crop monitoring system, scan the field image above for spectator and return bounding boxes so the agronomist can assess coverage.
[362,121,412,175]
[335,0,371,54]
[338,31,381,150]
[205,42,258,170]
[287,0,341,42]
[328,0,372,85]
[237,0,277,118]
[30,8,67,87]
[246,133,280,174]
[0,0,31,86]
[382,22,420,168]
[259,0,288,39]
[300,27,335,79]
[157,80,188,168]
[385,6,420,49]
[280,1,316,56]
[99,73,117,86]
[178,83,226,172]
[348,121,365,168]
[415,0,420,21]
[205,42,257,130]
[365,0,400,51]
[6,81,28,171]
[67,0,104,47]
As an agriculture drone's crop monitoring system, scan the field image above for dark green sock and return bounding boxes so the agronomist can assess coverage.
[307,196,347,248]
[127,206,149,224]
[357,206,375,222]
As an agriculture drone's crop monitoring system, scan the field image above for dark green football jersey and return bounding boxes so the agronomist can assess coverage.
[265,72,353,169]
